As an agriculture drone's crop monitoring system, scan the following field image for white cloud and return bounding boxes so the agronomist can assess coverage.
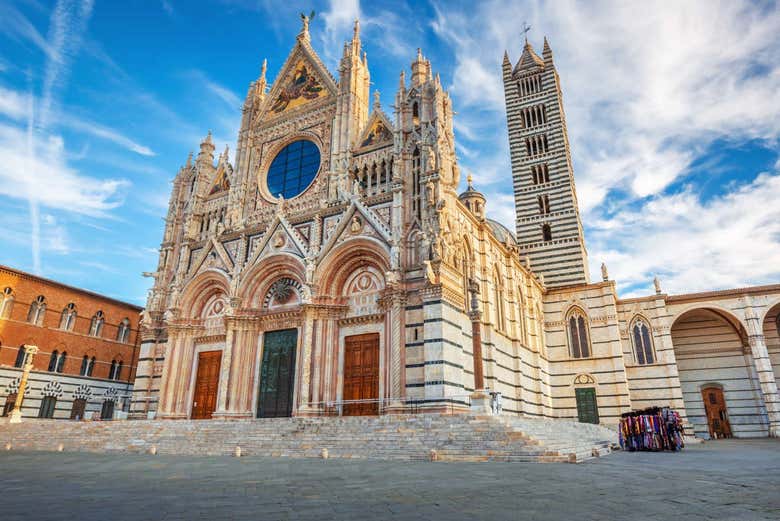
[428,0,780,294]
[0,122,129,217]
[589,168,780,296]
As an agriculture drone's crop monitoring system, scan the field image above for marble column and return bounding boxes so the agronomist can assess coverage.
[748,334,780,437]
[157,328,180,417]
[214,321,235,416]
[296,306,316,414]
[382,288,406,411]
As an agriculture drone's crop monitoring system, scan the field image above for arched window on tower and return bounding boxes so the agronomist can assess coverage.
[412,101,420,126]
[80,355,89,376]
[542,223,552,242]
[89,311,105,337]
[0,287,14,319]
[59,303,77,331]
[567,308,591,359]
[27,295,46,326]
[631,318,655,365]
[412,147,421,221]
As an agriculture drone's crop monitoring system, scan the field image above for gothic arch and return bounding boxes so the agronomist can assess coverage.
[565,305,591,359]
[318,238,390,297]
[669,304,749,335]
[759,296,780,325]
[241,253,306,308]
[628,314,657,365]
[179,270,230,320]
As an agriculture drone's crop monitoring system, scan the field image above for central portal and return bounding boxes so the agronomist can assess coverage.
[257,328,298,418]
[343,333,380,416]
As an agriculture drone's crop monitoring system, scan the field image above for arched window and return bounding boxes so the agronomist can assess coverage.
[567,309,591,358]
[48,350,59,372]
[89,311,104,337]
[493,268,505,332]
[27,295,46,326]
[108,359,117,380]
[38,396,57,418]
[59,303,77,331]
[411,147,421,221]
[116,318,131,343]
[0,287,14,319]
[88,356,96,376]
[631,318,655,365]
[80,355,89,376]
[542,223,552,242]
[412,101,419,125]
[56,351,67,373]
[114,361,123,380]
[14,345,26,367]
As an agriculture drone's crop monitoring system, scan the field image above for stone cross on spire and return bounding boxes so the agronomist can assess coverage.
[522,21,531,43]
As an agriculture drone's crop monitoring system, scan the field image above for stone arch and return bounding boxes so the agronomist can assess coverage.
[564,305,591,359]
[760,300,780,394]
[240,253,306,308]
[318,238,390,298]
[670,306,766,438]
[179,270,230,320]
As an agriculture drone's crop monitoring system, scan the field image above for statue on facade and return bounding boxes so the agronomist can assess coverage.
[601,262,609,281]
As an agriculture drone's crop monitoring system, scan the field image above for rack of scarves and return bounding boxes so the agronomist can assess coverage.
[619,407,684,452]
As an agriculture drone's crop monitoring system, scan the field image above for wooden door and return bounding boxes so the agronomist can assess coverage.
[70,398,87,420]
[191,350,222,419]
[575,387,599,424]
[2,393,16,417]
[702,386,732,438]
[343,333,380,416]
[257,329,298,418]
[100,400,115,420]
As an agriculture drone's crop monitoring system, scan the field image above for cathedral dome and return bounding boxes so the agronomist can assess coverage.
[486,218,517,247]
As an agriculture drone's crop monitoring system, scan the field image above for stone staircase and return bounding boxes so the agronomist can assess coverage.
[0,414,618,463]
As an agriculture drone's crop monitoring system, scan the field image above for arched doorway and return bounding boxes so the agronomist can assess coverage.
[671,308,768,438]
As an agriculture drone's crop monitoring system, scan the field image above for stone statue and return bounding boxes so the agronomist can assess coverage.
[351,216,362,233]
[601,262,609,281]
[654,276,662,294]
[426,180,435,206]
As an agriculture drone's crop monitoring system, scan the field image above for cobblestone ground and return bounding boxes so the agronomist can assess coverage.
[0,439,778,520]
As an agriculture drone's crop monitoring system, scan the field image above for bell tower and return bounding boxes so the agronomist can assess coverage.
[503,37,589,287]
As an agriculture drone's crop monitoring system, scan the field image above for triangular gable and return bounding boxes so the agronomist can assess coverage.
[187,237,234,279]
[355,110,394,151]
[245,214,310,267]
[318,199,392,261]
[209,163,231,196]
[258,39,337,120]
[514,43,544,73]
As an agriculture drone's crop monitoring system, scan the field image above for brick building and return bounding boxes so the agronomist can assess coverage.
[0,265,141,420]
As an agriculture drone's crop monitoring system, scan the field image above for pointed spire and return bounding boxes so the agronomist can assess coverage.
[542,36,553,63]
[353,18,360,40]
[185,151,193,169]
[203,130,213,146]
[399,70,406,90]
[373,90,381,110]
[514,40,544,73]
[417,47,423,62]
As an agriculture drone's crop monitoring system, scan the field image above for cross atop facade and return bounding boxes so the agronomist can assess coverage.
[522,21,531,43]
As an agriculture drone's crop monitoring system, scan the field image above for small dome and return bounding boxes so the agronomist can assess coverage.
[487,218,517,247]
[459,174,486,218]
[458,174,485,201]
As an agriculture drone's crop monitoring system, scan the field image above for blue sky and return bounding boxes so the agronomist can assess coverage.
[1,0,779,305]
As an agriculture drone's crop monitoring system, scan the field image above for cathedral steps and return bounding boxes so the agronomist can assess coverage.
[0,414,617,463]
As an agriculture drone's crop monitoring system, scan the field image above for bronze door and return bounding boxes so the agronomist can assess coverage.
[702,386,732,438]
[257,329,298,418]
[191,350,222,419]
[343,333,380,416]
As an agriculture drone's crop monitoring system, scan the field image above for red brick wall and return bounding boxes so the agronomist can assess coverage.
[0,267,141,382]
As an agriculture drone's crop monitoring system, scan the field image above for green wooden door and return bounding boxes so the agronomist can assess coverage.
[257,328,298,418]
[575,387,599,424]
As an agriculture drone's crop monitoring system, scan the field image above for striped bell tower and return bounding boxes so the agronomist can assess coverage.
[502,37,590,287]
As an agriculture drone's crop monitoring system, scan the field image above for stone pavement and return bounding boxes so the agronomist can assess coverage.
[0,439,778,521]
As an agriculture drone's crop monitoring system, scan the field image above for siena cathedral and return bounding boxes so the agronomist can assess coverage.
[132,19,780,439]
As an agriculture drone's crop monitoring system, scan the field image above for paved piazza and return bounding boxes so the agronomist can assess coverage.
[0,440,777,520]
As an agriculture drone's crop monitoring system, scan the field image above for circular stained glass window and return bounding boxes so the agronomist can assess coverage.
[266,140,321,199]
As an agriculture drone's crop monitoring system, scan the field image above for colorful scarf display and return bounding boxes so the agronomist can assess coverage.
[618,407,684,452]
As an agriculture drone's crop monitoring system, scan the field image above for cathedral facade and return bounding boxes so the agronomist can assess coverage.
[132,20,780,439]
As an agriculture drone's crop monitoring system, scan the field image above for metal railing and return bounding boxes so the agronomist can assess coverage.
[305,394,473,417]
